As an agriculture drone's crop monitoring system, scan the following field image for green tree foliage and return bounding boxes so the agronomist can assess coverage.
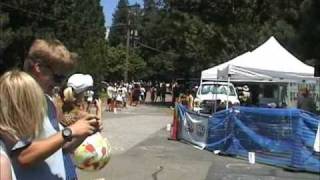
[1,0,319,80]
[103,45,146,81]
[107,0,147,80]
[144,0,156,11]
[134,0,318,80]
[0,10,13,72]
[61,0,107,81]
[167,0,301,61]
[298,0,320,63]
[108,0,129,46]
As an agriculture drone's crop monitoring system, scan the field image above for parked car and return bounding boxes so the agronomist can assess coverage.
[195,81,240,114]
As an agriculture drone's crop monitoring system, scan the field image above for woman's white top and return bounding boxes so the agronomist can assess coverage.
[0,140,17,180]
[12,97,66,180]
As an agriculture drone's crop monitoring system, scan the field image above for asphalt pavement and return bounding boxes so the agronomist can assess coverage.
[78,98,320,180]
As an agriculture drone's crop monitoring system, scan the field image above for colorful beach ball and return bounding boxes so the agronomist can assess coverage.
[73,132,111,171]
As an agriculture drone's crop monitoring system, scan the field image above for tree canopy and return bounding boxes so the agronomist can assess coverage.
[0,0,319,81]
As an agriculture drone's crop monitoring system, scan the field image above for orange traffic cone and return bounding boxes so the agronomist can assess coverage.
[168,105,179,140]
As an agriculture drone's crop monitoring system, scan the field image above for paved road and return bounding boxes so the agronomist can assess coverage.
[78,101,319,180]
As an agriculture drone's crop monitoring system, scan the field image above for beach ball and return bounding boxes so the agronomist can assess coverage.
[73,132,111,171]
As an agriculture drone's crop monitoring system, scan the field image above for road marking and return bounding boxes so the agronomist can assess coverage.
[226,163,261,170]
[222,174,276,180]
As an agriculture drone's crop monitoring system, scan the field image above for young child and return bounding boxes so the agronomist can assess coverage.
[0,70,47,180]
[59,74,111,171]
[60,74,102,127]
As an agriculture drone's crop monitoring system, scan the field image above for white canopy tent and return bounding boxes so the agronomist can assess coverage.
[201,52,251,81]
[217,64,316,83]
[201,36,316,83]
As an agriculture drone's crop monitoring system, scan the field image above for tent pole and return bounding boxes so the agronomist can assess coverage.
[214,70,219,114]
[226,74,231,110]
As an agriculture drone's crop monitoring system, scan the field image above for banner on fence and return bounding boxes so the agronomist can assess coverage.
[177,105,208,149]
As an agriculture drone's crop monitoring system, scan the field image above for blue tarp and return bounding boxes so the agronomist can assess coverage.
[176,104,320,173]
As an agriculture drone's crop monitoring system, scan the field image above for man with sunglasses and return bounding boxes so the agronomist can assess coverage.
[11,39,100,180]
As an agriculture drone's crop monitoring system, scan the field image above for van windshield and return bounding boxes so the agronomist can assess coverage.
[200,84,236,96]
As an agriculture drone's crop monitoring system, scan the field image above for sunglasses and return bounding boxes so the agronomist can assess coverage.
[40,64,67,83]
[53,74,67,84]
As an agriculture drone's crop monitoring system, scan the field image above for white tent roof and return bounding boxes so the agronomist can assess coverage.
[201,52,251,81]
[217,64,316,83]
[201,36,315,81]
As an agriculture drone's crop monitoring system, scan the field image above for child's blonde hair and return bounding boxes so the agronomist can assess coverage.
[0,70,47,139]
[63,87,76,103]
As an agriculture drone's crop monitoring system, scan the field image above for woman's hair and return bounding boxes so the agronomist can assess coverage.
[0,70,47,139]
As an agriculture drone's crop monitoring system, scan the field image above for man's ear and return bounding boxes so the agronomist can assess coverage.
[32,62,41,74]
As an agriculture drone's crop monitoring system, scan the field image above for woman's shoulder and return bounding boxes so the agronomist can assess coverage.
[0,151,10,165]
[0,153,12,178]
[0,140,16,180]
[0,140,10,170]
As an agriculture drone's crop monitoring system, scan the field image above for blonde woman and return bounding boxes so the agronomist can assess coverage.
[0,70,47,180]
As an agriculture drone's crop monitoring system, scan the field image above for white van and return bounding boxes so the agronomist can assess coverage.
[195,81,240,113]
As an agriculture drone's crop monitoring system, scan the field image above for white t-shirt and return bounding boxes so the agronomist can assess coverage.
[107,86,114,99]
[37,115,66,179]
[121,87,127,98]
[128,84,133,93]
[0,140,17,180]
[140,87,146,95]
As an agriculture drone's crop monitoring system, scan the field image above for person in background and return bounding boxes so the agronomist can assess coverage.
[127,83,133,105]
[106,83,114,112]
[121,85,128,108]
[131,83,140,106]
[179,92,188,107]
[115,87,123,110]
[85,89,95,105]
[150,86,156,103]
[112,83,119,112]
[160,83,166,103]
[12,39,99,180]
[155,84,161,102]
[239,85,251,106]
[144,83,149,102]
[140,85,146,103]
[193,98,201,112]
[172,82,179,106]
[186,89,194,110]
[297,88,316,113]
[0,70,47,180]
